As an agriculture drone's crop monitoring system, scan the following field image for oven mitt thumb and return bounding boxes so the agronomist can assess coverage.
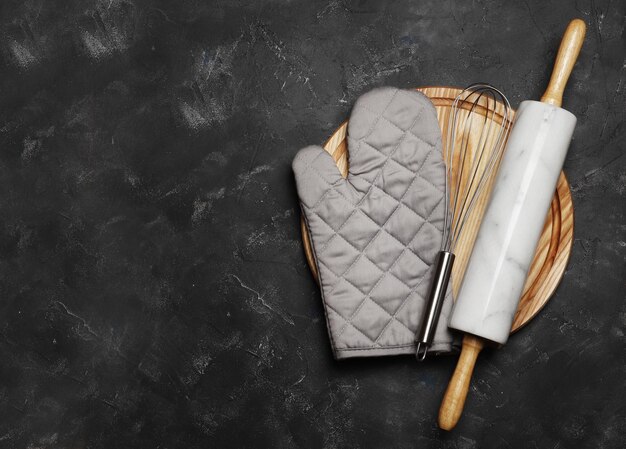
[293,87,457,359]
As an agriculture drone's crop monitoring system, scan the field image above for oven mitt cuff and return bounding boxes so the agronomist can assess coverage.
[294,87,459,359]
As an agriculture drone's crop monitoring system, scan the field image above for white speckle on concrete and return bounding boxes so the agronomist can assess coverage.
[9,40,36,68]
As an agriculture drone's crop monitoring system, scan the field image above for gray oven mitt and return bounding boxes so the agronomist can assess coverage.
[293,87,457,359]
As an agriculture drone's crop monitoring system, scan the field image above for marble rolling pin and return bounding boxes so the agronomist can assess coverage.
[438,19,586,430]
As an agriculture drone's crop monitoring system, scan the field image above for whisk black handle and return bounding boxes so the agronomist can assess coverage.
[416,250,455,360]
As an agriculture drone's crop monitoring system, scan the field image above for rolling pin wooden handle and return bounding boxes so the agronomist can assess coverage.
[540,19,587,107]
[438,334,485,430]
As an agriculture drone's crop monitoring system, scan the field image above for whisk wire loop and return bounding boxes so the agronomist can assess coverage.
[442,84,512,253]
[417,83,512,359]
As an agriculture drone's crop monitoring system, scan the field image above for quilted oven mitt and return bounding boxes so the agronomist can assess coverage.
[293,87,457,360]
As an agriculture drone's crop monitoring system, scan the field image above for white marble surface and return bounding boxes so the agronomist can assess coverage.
[449,100,577,344]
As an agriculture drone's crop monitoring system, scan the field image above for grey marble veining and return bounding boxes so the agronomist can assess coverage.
[450,101,577,344]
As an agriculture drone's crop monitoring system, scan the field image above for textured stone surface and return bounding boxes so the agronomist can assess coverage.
[0,1,623,448]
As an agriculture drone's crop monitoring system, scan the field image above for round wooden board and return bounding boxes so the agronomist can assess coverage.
[300,86,574,334]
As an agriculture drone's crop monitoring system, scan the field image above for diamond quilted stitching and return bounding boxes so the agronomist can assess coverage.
[368,273,412,316]
[348,174,372,196]
[335,182,359,206]
[408,220,442,262]
[389,249,429,289]
[408,113,441,148]
[292,87,454,357]
[313,189,354,232]
[348,89,398,141]
[375,158,415,200]
[335,320,375,347]
[363,118,405,157]
[325,307,374,346]
[360,187,398,227]
[317,259,339,287]
[363,230,405,271]
[324,277,367,321]
[319,234,360,274]
[375,320,416,347]
[324,303,347,329]
[394,280,432,331]
[304,212,338,249]
[350,299,393,341]
[343,256,384,295]
[348,140,386,182]
[338,210,381,252]
[414,148,446,187]
[402,176,446,221]
[392,132,433,172]
[383,204,424,246]
[294,166,332,208]
[382,90,425,130]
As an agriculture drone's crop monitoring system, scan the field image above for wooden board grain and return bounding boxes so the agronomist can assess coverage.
[300,86,574,334]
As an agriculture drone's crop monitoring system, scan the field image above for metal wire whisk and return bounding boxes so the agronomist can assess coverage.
[417,84,512,360]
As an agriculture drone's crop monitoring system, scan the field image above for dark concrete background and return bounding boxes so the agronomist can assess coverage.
[0,0,624,447]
